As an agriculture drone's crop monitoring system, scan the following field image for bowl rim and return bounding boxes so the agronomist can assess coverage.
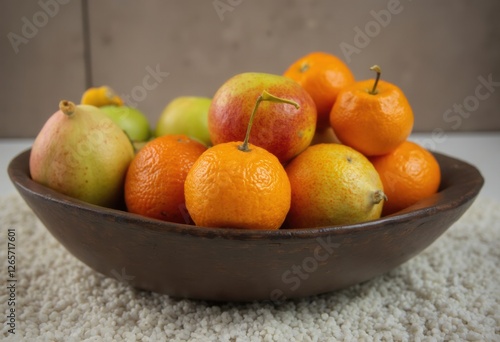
[8,148,484,240]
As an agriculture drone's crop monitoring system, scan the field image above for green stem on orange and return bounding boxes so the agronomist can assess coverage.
[59,100,76,117]
[369,65,382,95]
[238,90,300,152]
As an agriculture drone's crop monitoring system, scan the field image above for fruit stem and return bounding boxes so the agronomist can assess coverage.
[238,90,300,152]
[372,190,388,204]
[59,100,76,117]
[369,65,382,95]
[300,62,310,73]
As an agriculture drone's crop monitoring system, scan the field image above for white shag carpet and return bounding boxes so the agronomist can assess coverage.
[0,193,499,342]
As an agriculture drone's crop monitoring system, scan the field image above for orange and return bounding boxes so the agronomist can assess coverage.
[285,143,386,228]
[329,65,414,156]
[124,134,206,223]
[184,142,291,230]
[369,140,441,216]
[283,52,355,129]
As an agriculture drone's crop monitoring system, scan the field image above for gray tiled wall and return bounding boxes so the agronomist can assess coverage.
[1,0,499,137]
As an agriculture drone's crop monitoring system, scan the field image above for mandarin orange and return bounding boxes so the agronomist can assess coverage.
[329,65,414,156]
[369,140,441,216]
[283,51,355,129]
[184,141,291,230]
[184,90,295,230]
[124,134,207,223]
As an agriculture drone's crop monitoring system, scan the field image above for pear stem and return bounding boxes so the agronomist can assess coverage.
[372,189,388,204]
[59,100,76,117]
[369,65,382,95]
[238,90,300,152]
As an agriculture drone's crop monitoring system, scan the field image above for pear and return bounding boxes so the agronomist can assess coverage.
[285,143,387,228]
[29,100,135,208]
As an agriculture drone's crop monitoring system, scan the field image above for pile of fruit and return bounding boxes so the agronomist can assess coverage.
[29,52,441,230]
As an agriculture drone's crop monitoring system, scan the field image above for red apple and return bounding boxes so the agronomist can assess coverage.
[208,72,317,163]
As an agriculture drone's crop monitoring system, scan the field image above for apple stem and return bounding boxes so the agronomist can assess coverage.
[238,90,300,152]
[369,65,382,95]
[59,100,76,117]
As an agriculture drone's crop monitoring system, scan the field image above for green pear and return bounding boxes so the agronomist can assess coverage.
[100,105,151,143]
[29,100,135,208]
[155,97,212,146]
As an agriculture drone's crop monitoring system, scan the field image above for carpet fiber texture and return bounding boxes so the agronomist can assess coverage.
[1,193,499,341]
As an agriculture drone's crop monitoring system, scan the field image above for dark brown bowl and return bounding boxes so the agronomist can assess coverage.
[8,149,484,302]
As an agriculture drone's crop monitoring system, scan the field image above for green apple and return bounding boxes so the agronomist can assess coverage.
[155,97,212,146]
[100,105,151,142]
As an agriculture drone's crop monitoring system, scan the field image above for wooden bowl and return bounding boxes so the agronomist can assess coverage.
[8,149,484,302]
